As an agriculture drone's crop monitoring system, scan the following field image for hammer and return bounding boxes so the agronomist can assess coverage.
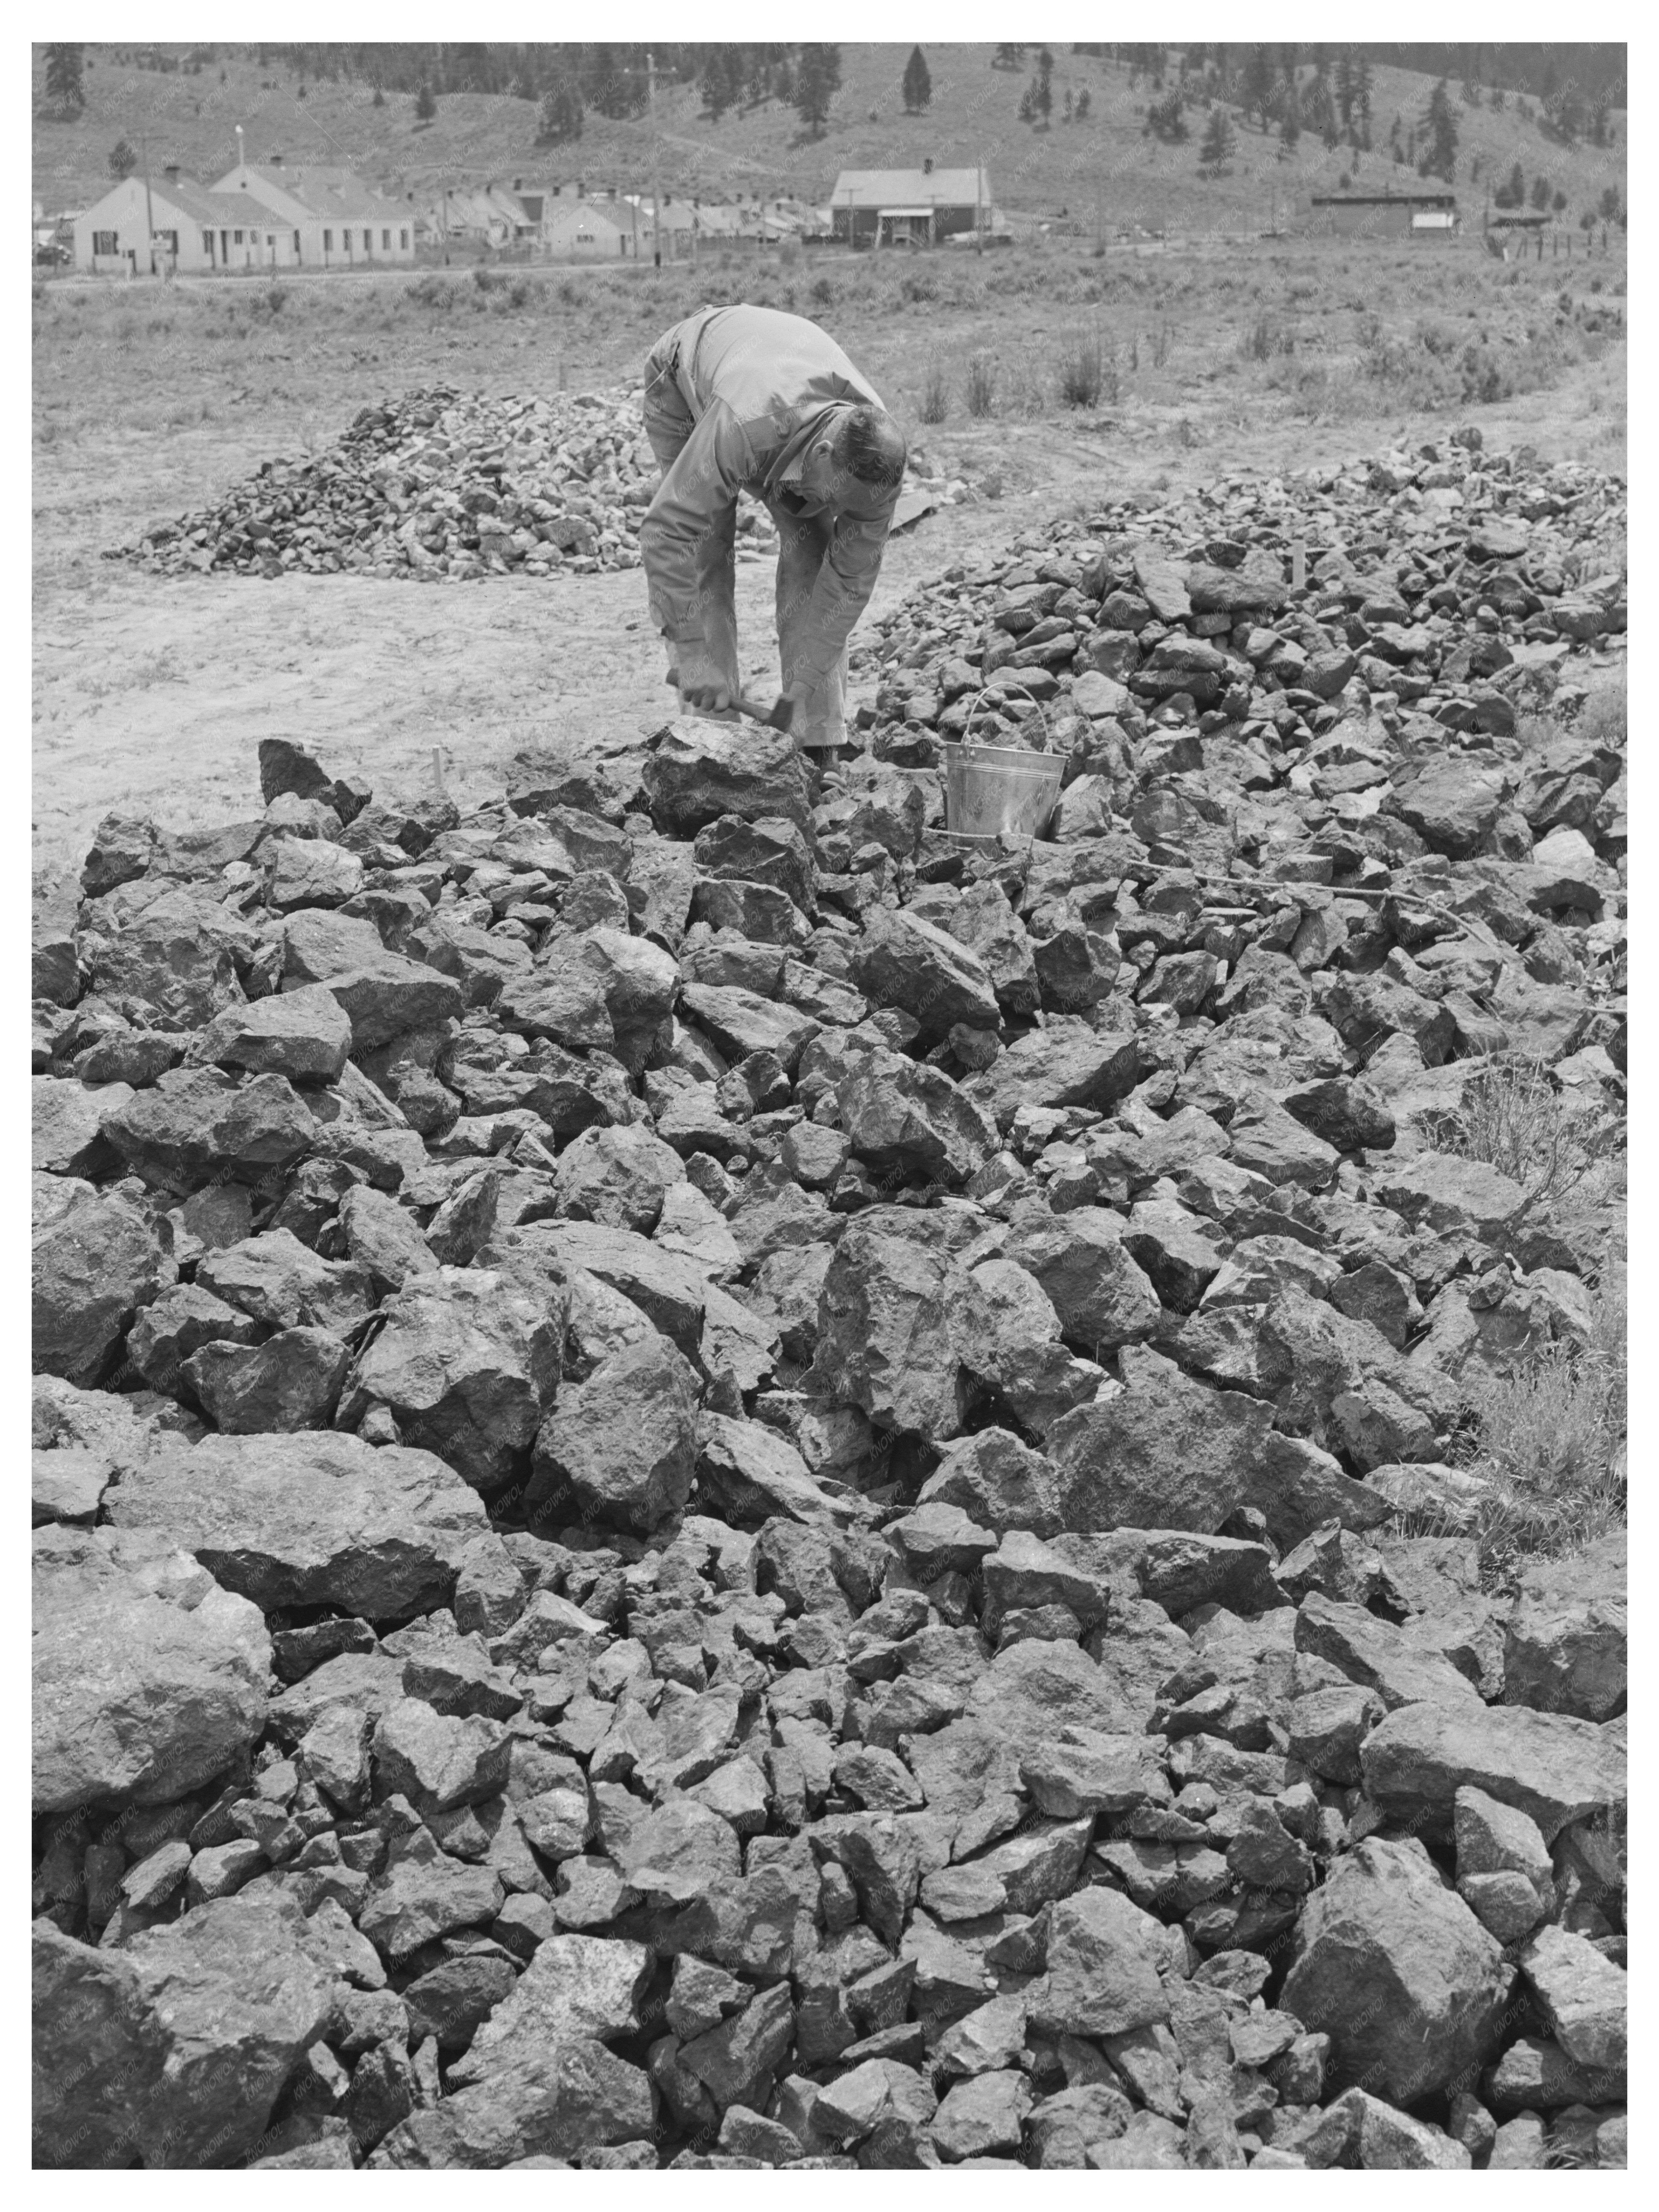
[666,673,795,735]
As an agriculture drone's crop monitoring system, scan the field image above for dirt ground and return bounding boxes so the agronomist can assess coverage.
[32,244,1626,879]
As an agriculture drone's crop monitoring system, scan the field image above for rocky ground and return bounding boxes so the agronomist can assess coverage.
[33,427,1626,2171]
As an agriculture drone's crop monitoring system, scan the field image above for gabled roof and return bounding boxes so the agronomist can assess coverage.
[80,172,278,230]
[213,162,400,222]
[831,168,989,208]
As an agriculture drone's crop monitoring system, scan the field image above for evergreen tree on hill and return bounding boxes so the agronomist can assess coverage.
[108,138,137,178]
[415,82,436,120]
[44,43,85,113]
[537,80,583,143]
[1198,105,1235,176]
[794,44,841,138]
[903,46,932,115]
[1034,46,1054,124]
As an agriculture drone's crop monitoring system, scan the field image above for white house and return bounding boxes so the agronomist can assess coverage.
[542,198,638,258]
[209,158,416,266]
[72,169,300,274]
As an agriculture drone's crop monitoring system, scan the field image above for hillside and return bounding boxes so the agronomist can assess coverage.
[35,42,1625,236]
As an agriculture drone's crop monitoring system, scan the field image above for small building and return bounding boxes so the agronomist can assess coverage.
[1309,189,1458,239]
[72,170,300,274]
[210,158,415,266]
[542,198,638,258]
[830,167,993,248]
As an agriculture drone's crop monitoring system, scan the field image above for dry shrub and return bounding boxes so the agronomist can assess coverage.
[1453,1277,1626,1586]
[965,351,997,418]
[918,360,949,425]
[1425,1056,1623,1216]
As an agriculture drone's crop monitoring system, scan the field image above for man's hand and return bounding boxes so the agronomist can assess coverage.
[676,648,733,715]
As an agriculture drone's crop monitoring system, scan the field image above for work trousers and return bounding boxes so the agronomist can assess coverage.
[641,338,848,749]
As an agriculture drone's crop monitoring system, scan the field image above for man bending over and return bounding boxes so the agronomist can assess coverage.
[638,302,907,765]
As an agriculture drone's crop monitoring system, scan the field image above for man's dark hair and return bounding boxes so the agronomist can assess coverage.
[838,404,907,489]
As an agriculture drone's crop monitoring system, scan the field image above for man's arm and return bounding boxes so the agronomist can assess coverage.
[638,401,757,645]
[787,505,897,691]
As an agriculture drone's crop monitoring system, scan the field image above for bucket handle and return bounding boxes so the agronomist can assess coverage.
[960,675,1056,756]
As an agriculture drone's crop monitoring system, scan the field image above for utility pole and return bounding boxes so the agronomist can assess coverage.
[648,52,663,268]
[141,131,157,276]
[977,162,984,254]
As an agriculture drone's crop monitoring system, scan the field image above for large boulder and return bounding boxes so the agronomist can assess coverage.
[802,1226,969,1440]
[965,1022,1140,1131]
[1047,1346,1274,1532]
[102,1431,491,1622]
[642,719,812,836]
[33,1890,334,2168]
[1281,1836,1514,2105]
[1503,1531,1627,1722]
[853,907,1000,1043]
[33,1172,172,1385]
[836,1048,998,1186]
[527,1336,700,1533]
[100,1068,316,1195]
[1360,1700,1626,1843]
[32,1525,269,1816]
[335,1268,562,1495]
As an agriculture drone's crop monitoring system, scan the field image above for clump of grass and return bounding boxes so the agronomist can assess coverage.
[965,351,997,418]
[918,360,949,424]
[1425,1056,1623,1217]
[1057,328,1113,409]
[1241,311,1294,361]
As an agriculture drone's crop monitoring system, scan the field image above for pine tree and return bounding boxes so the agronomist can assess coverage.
[793,44,840,138]
[1034,46,1054,125]
[703,48,734,121]
[1530,173,1551,210]
[994,44,1025,71]
[1420,78,1458,183]
[1243,45,1275,130]
[372,83,385,106]
[1074,86,1091,121]
[1198,105,1235,175]
[1354,54,1372,121]
[415,82,436,120]
[108,138,137,178]
[1063,87,1073,123]
[1552,189,1567,213]
[538,81,583,143]
[1335,48,1354,126]
[1280,108,1300,152]
[902,45,931,115]
[44,43,85,112]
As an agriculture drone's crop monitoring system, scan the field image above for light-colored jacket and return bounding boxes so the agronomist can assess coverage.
[640,303,897,690]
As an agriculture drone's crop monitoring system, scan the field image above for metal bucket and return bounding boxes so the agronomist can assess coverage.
[942,740,1064,842]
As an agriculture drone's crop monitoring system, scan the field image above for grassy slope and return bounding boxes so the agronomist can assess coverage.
[36,44,1626,234]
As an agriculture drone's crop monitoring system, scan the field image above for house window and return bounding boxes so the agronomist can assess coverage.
[323,229,333,251]
[400,228,410,249]
[382,228,391,249]
[202,233,211,254]
[234,230,244,244]
[93,230,118,255]
[157,230,179,256]
[292,231,301,256]
[362,228,371,250]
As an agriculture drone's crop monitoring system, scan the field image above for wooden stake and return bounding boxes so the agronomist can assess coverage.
[432,746,446,800]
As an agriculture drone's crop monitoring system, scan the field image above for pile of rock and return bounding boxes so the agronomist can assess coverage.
[857,426,1627,786]
[35,437,1625,2171]
[111,385,966,587]
[113,385,733,582]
